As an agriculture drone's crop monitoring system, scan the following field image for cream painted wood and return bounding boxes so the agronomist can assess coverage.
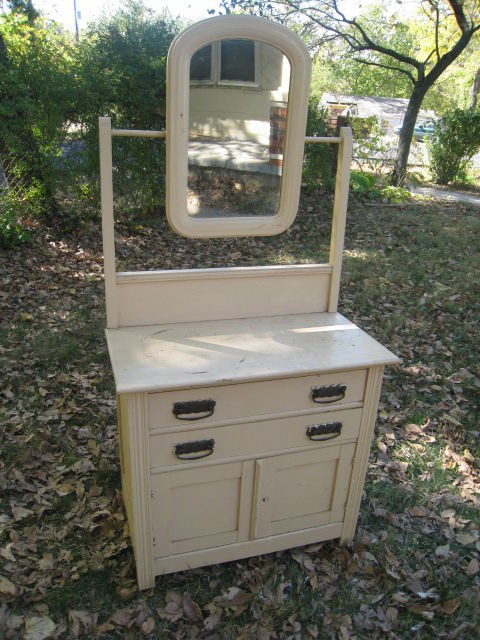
[150,408,362,469]
[116,394,154,589]
[100,16,399,590]
[148,370,366,430]
[105,313,398,395]
[115,265,332,327]
[151,460,255,556]
[111,128,166,138]
[341,366,385,544]
[98,126,349,329]
[166,15,311,237]
[153,522,343,575]
[328,127,353,313]
[99,116,118,329]
[253,444,355,538]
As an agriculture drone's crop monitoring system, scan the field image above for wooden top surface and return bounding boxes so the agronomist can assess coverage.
[106,312,399,394]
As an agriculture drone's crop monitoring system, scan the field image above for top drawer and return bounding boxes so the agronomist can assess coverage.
[148,369,366,430]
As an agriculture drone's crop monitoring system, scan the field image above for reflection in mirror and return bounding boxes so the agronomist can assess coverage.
[187,40,290,218]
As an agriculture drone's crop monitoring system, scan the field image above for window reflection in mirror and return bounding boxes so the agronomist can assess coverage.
[187,40,290,218]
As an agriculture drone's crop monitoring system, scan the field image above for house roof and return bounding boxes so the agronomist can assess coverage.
[320,93,435,121]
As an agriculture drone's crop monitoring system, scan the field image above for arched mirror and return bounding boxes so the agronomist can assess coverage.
[166,15,311,238]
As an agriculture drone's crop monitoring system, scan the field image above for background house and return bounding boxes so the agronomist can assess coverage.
[189,40,290,145]
[320,93,436,135]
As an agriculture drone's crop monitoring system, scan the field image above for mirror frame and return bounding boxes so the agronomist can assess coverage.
[166,15,312,238]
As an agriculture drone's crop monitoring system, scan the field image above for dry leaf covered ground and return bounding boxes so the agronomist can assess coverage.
[0,192,479,639]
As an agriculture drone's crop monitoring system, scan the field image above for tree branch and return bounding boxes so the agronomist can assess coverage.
[352,57,416,84]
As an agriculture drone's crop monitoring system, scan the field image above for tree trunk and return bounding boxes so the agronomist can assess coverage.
[391,84,429,186]
[471,66,480,110]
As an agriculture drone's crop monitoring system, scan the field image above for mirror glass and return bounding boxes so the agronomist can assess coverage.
[187,40,291,219]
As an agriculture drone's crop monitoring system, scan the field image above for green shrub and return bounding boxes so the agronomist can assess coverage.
[0,11,76,222]
[350,170,381,199]
[428,109,480,185]
[380,185,411,203]
[0,187,38,247]
[76,1,180,220]
[302,98,336,191]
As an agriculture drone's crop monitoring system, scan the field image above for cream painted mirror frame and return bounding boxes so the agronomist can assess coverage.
[166,15,312,238]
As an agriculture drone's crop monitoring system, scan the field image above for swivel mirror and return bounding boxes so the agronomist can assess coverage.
[166,15,311,237]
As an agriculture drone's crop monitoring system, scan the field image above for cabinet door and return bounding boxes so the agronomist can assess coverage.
[151,460,254,557]
[252,444,355,539]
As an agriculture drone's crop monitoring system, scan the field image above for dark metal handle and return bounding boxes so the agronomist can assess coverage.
[307,422,342,441]
[311,384,347,404]
[172,399,216,420]
[174,439,215,460]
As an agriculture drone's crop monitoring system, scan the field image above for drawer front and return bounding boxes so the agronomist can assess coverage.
[150,407,362,468]
[148,370,366,429]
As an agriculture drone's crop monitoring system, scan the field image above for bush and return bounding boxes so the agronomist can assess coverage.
[302,98,336,191]
[76,1,180,220]
[428,109,480,185]
[352,121,397,175]
[0,10,76,223]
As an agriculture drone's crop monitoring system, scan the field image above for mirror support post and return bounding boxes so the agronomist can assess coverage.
[328,126,353,313]
[99,116,118,329]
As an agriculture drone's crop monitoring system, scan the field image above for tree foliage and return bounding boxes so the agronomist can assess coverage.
[221,0,480,185]
[0,0,179,244]
[75,1,180,219]
[0,7,75,230]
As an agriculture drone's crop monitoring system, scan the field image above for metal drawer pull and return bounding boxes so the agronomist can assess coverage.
[174,439,215,460]
[172,399,216,420]
[311,384,347,404]
[307,422,342,441]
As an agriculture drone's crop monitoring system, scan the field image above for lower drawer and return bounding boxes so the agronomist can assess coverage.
[150,407,362,469]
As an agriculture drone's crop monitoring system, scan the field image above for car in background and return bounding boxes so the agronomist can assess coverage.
[395,120,436,141]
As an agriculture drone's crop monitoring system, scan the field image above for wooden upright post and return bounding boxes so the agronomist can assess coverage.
[328,126,353,312]
[99,117,118,329]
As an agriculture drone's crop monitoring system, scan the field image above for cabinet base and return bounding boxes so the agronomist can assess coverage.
[147,522,343,584]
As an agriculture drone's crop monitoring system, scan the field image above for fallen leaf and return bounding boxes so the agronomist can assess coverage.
[156,602,183,623]
[141,616,155,635]
[404,423,423,435]
[409,506,427,517]
[24,616,56,640]
[408,603,435,619]
[455,533,477,546]
[465,558,479,576]
[439,598,460,615]
[12,505,34,521]
[441,509,456,519]
[218,586,252,607]
[165,590,183,606]
[203,610,221,631]
[116,583,137,600]
[38,554,54,571]
[0,575,16,596]
[182,592,203,621]
[111,608,132,627]
[0,543,15,561]
[435,544,450,558]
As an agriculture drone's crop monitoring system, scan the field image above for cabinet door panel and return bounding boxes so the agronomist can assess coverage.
[253,444,355,538]
[151,461,254,557]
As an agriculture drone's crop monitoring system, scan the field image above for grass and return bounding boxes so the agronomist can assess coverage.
[0,190,479,639]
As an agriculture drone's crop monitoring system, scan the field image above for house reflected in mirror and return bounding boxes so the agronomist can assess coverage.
[187,40,291,218]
